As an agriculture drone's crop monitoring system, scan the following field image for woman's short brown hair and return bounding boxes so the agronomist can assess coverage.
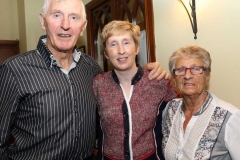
[101,20,140,51]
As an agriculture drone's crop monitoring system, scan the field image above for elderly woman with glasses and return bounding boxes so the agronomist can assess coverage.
[162,45,240,160]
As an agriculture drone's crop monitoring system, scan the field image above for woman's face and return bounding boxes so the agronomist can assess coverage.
[174,57,210,97]
[105,32,139,72]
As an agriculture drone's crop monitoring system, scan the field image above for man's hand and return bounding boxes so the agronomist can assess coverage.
[144,62,170,81]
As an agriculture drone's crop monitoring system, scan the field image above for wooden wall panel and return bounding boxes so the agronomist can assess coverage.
[0,40,19,64]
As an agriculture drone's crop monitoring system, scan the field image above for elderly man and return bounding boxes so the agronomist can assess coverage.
[0,0,166,159]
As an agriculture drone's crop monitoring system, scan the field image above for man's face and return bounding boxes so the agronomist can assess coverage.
[40,0,87,54]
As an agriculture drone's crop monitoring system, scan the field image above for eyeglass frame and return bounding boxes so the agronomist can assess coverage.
[173,66,208,76]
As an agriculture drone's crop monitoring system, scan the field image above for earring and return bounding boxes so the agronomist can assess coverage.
[104,52,108,59]
[173,80,177,87]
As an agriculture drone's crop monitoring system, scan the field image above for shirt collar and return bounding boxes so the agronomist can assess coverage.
[180,91,213,115]
[37,35,82,68]
[112,64,143,85]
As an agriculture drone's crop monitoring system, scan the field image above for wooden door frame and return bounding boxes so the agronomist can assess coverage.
[86,0,156,70]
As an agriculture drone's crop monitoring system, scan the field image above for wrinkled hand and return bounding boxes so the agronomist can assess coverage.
[144,62,170,81]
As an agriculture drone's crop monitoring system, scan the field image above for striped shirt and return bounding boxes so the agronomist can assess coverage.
[0,35,103,159]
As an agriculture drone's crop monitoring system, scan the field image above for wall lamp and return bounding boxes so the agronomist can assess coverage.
[179,0,198,39]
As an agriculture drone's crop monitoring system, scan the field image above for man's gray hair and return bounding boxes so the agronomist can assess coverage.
[41,0,86,21]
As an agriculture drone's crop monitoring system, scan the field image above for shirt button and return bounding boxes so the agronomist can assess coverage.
[74,107,78,113]
[124,112,128,117]
[125,151,130,156]
[124,132,129,137]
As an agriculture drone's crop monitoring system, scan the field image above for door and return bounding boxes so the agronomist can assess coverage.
[86,0,156,71]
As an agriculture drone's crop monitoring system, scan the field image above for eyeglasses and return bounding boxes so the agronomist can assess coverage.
[173,66,207,76]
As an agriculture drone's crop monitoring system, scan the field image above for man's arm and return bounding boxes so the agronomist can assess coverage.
[143,62,170,81]
[0,64,18,159]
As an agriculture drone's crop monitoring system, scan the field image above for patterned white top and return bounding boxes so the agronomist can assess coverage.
[162,91,240,160]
